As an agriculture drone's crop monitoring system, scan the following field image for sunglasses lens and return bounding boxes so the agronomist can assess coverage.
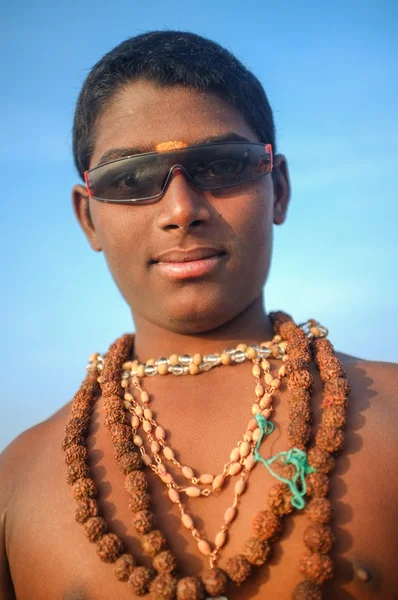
[88,154,166,201]
[185,145,271,190]
[87,143,272,202]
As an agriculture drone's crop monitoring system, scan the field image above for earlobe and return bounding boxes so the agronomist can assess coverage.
[72,184,102,252]
[272,154,291,226]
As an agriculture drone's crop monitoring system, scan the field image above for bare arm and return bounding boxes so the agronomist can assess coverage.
[0,433,30,600]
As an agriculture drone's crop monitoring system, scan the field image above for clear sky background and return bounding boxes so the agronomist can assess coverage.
[1,0,397,451]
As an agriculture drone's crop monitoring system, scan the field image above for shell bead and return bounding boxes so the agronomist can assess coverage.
[140,391,150,403]
[151,441,160,453]
[239,442,250,458]
[199,473,214,484]
[229,462,242,476]
[168,488,180,503]
[131,416,140,429]
[181,513,194,529]
[252,404,261,416]
[198,540,212,556]
[163,446,174,460]
[215,531,227,548]
[230,447,241,462]
[133,435,143,447]
[143,420,152,433]
[212,475,225,490]
[155,426,166,440]
[245,454,255,470]
[235,480,246,496]
[182,466,194,479]
[143,408,153,419]
[224,506,237,523]
[185,486,201,498]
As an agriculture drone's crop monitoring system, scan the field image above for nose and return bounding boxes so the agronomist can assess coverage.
[156,167,212,231]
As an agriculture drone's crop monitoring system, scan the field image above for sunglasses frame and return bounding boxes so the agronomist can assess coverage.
[84,142,273,204]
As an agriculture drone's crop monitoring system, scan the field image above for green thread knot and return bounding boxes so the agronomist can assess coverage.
[253,414,316,510]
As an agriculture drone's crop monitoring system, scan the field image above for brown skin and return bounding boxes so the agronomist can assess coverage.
[1,82,398,599]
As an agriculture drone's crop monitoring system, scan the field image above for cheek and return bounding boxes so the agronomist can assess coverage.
[91,203,147,271]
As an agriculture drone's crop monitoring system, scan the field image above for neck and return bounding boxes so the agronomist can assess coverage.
[132,294,274,361]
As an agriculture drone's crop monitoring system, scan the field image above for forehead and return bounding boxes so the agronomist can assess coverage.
[90,80,258,167]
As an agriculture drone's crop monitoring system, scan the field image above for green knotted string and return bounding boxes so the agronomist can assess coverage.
[253,414,316,509]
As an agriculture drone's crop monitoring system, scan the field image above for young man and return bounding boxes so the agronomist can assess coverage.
[1,31,397,600]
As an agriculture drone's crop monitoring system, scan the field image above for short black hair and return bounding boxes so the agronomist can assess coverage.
[72,30,276,179]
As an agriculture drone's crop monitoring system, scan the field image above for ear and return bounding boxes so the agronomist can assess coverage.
[72,184,102,252]
[272,154,291,225]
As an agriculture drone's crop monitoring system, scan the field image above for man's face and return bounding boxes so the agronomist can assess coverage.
[73,81,290,334]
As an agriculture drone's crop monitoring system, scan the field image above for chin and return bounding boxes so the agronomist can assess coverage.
[149,288,240,334]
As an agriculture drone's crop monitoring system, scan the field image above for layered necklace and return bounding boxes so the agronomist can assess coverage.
[63,312,349,599]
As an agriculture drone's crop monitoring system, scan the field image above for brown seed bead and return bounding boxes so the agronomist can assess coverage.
[118,451,142,474]
[286,341,311,362]
[113,437,136,460]
[125,470,149,494]
[84,516,107,542]
[75,499,100,524]
[142,530,168,558]
[176,576,205,600]
[279,320,298,341]
[252,510,283,541]
[289,400,312,423]
[66,460,90,485]
[290,388,311,404]
[268,483,294,516]
[316,425,344,453]
[306,472,329,498]
[242,537,271,566]
[96,533,124,563]
[129,491,151,513]
[64,444,88,465]
[201,567,228,597]
[128,566,154,596]
[299,552,334,585]
[225,554,252,585]
[153,550,177,574]
[150,572,178,600]
[311,336,334,357]
[324,376,350,399]
[61,433,85,451]
[287,370,314,391]
[132,510,156,534]
[322,406,346,429]
[293,580,323,600]
[306,498,333,524]
[114,553,136,582]
[103,410,126,429]
[110,422,131,442]
[318,356,344,383]
[285,358,310,375]
[65,416,89,438]
[288,419,312,449]
[307,447,335,474]
[72,477,96,500]
[322,394,347,409]
[304,524,335,553]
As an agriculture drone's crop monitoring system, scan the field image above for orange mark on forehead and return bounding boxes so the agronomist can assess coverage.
[155,141,188,152]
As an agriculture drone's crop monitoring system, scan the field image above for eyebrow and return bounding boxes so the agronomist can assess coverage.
[96,133,252,165]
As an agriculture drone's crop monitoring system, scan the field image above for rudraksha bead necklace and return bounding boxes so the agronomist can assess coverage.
[63,313,349,599]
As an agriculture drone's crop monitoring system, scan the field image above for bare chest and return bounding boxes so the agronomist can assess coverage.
[6,373,395,599]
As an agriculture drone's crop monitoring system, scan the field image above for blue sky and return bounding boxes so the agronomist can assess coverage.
[1,0,397,451]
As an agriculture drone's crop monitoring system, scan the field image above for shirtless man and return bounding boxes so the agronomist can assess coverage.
[1,31,397,600]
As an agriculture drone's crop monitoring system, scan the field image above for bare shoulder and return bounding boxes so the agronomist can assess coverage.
[0,402,72,508]
[0,403,71,599]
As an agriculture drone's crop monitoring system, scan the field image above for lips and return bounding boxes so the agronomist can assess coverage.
[152,247,225,263]
[151,247,227,279]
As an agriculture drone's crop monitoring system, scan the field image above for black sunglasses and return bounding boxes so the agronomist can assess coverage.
[84,142,273,204]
